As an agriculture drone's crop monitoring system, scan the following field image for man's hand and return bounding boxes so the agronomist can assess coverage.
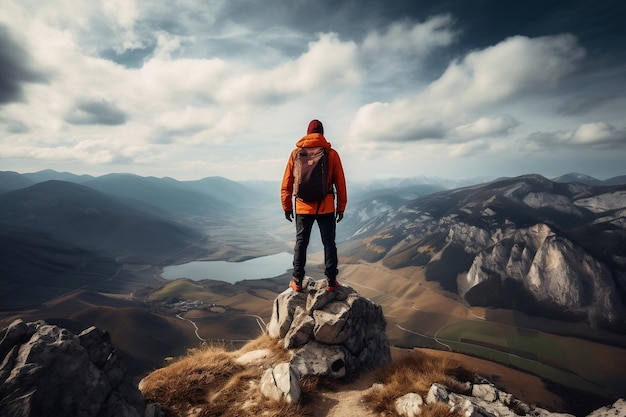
[285,210,293,222]
[336,212,344,223]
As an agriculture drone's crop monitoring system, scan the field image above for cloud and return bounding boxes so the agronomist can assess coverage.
[0,136,164,166]
[216,33,361,105]
[0,116,29,133]
[65,99,127,125]
[362,14,457,55]
[427,34,585,107]
[1,1,624,182]
[528,122,626,150]
[0,24,47,104]
[453,115,519,139]
[349,34,586,143]
[358,15,458,93]
[147,107,248,145]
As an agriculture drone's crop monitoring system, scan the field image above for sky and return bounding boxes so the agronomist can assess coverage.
[1,0,625,183]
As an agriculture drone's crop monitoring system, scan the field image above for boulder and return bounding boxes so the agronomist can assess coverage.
[395,392,424,417]
[260,362,301,404]
[267,277,391,378]
[0,319,146,417]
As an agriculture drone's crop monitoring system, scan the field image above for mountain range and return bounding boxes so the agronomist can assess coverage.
[340,174,626,331]
[1,169,626,396]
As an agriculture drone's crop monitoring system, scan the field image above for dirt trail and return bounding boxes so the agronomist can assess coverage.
[310,369,380,417]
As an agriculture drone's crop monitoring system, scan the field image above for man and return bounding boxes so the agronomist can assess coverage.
[281,119,347,292]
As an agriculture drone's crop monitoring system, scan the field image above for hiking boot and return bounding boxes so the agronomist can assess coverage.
[289,277,303,292]
[326,279,340,292]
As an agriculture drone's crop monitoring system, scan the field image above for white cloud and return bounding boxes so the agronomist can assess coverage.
[0,136,164,165]
[362,14,457,55]
[572,122,626,145]
[528,122,626,149]
[453,115,519,139]
[152,32,191,60]
[447,139,491,157]
[102,0,138,30]
[427,34,585,108]
[1,1,624,182]
[0,5,363,171]
[131,57,228,106]
[216,33,361,104]
[349,34,586,144]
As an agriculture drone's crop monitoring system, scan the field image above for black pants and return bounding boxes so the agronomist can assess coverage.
[293,212,338,281]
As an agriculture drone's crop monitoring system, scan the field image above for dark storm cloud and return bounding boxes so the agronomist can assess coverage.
[0,24,47,104]
[65,99,128,126]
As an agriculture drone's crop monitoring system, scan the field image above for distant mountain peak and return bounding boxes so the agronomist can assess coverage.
[552,172,602,185]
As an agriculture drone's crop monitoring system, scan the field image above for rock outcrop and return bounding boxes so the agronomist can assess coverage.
[263,277,391,402]
[0,319,154,417]
[268,277,391,375]
[461,223,622,325]
[389,380,626,417]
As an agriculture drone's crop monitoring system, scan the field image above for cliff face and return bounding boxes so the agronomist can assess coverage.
[461,223,621,326]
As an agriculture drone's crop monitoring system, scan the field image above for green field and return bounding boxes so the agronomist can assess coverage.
[436,320,625,398]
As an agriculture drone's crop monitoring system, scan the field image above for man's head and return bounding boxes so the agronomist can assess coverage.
[307,119,324,135]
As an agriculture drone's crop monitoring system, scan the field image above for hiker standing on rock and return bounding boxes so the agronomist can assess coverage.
[281,119,347,292]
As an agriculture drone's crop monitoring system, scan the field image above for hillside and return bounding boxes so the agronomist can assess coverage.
[0,228,120,308]
[81,173,236,218]
[341,174,626,330]
[0,180,209,263]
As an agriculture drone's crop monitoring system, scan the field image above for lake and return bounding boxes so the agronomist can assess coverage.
[161,252,293,284]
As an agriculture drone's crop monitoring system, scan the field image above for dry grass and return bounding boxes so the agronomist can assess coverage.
[363,351,473,417]
[140,335,307,417]
[140,335,476,417]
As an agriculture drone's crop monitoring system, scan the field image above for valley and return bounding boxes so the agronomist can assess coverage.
[1,169,626,412]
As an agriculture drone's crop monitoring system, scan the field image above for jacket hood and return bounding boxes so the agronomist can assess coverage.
[296,133,332,149]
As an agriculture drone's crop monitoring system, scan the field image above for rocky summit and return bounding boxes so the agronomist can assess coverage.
[268,277,391,373]
[263,277,391,402]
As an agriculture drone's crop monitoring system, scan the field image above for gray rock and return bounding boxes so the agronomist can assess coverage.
[290,340,347,378]
[426,383,449,405]
[267,277,391,378]
[267,277,313,339]
[472,384,498,403]
[260,362,301,404]
[0,319,146,417]
[284,307,315,349]
[426,382,581,417]
[395,392,424,417]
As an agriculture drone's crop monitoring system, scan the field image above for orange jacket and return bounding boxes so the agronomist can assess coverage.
[281,133,347,215]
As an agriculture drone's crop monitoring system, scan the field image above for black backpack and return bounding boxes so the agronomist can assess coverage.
[293,146,330,202]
